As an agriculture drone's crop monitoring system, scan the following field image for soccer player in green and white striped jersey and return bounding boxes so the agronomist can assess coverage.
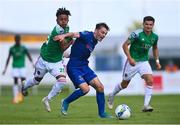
[107,16,161,112]
[22,8,73,112]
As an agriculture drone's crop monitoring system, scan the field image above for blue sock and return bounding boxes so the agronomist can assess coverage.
[65,89,85,104]
[96,92,105,115]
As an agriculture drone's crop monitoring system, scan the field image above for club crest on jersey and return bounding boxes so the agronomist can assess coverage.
[86,44,93,52]
[151,39,156,44]
[78,75,84,81]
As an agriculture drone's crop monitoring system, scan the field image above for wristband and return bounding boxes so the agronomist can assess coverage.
[156,59,160,63]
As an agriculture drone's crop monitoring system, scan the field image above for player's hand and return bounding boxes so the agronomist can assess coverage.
[128,58,136,66]
[156,62,161,70]
[53,35,65,42]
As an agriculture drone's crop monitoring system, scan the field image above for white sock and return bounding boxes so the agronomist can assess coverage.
[47,82,65,100]
[112,83,123,96]
[24,78,39,90]
[13,85,19,98]
[144,85,153,106]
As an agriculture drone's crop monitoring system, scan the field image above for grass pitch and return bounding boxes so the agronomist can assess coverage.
[0,85,180,124]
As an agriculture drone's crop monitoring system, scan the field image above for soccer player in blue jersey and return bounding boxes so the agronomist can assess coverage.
[53,22,112,118]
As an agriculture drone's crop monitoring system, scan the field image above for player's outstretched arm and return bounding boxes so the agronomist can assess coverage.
[2,53,11,75]
[53,32,80,42]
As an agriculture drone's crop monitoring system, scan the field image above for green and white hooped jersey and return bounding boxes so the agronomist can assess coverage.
[40,25,70,63]
[10,45,28,68]
[128,29,158,62]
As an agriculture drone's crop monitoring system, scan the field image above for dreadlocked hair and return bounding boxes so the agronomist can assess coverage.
[56,7,71,17]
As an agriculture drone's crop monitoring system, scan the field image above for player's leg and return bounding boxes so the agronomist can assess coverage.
[18,68,26,102]
[12,77,19,103]
[45,61,66,101]
[42,61,66,112]
[15,77,26,102]
[89,77,113,118]
[12,68,21,103]
[61,66,88,115]
[22,57,46,96]
[42,75,66,112]
[142,74,154,112]
[83,66,112,118]
[61,83,89,115]
[107,60,137,109]
[139,61,154,112]
[108,80,130,109]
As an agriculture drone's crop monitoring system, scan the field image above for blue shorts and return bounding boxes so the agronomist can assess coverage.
[67,65,97,88]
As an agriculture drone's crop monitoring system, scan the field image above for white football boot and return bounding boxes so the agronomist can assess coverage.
[107,93,114,110]
[142,105,154,112]
[42,96,51,112]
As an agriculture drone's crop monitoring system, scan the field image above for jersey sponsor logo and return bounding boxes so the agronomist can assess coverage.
[142,43,151,49]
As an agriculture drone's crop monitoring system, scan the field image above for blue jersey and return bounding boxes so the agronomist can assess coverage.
[67,31,98,87]
[68,31,98,67]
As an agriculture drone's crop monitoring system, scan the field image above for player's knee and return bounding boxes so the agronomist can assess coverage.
[82,87,90,94]
[145,78,153,86]
[146,80,153,86]
[121,80,129,89]
[97,85,104,92]
[57,75,66,84]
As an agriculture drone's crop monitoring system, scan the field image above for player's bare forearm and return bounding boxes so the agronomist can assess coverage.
[54,32,80,41]
[123,40,132,60]
[26,52,35,68]
[123,40,136,66]
[3,54,11,75]
[5,54,11,68]
[61,40,73,51]
[153,45,159,60]
[27,52,33,63]
[153,45,161,70]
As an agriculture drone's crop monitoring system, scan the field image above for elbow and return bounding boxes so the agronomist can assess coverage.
[122,42,127,50]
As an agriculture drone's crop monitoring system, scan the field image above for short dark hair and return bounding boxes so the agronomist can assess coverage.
[15,34,21,41]
[56,7,71,17]
[143,16,155,23]
[95,22,110,31]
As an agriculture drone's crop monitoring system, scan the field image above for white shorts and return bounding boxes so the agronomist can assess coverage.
[122,60,152,81]
[34,57,65,78]
[12,68,26,78]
